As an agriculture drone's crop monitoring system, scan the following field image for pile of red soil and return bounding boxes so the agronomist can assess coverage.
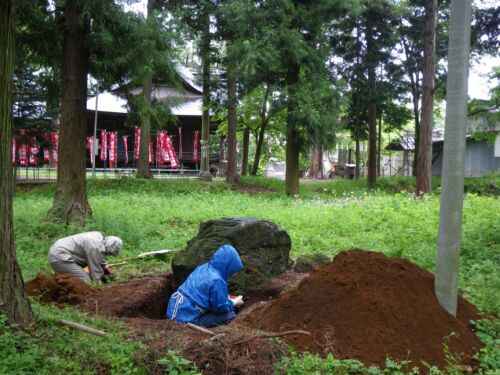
[243,249,482,369]
[81,275,172,318]
[25,272,95,304]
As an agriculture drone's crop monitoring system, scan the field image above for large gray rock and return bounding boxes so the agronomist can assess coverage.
[171,218,291,293]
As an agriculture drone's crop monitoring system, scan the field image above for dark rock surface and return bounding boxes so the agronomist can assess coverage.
[171,218,291,293]
[294,253,331,273]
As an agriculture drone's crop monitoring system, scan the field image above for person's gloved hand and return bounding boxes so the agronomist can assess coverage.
[229,295,244,307]
[103,266,113,276]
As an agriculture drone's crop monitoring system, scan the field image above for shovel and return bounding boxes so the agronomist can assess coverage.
[107,249,179,267]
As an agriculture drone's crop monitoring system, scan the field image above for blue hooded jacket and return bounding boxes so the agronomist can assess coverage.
[166,244,244,323]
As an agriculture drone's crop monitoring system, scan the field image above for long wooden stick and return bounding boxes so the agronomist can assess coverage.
[186,322,217,336]
[59,319,106,337]
[233,330,311,345]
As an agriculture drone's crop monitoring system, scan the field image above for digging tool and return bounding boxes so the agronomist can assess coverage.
[107,249,180,267]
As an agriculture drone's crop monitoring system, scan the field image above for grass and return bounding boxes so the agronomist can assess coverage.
[3,175,499,373]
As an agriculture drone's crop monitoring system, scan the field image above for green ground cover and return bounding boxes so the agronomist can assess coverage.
[2,175,499,374]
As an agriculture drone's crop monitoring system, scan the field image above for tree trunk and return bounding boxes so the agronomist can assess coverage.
[309,145,316,177]
[250,86,270,176]
[226,52,238,184]
[47,0,91,225]
[316,145,323,179]
[377,111,382,176]
[285,64,300,196]
[416,0,437,196]
[137,0,155,179]
[354,91,361,179]
[366,14,377,188]
[435,0,472,317]
[240,127,249,176]
[0,0,33,325]
[199,11,212,181]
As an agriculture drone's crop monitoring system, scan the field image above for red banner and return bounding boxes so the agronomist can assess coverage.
[165,136,179,169]
[86,136,93,161]
[122,135,129,164]
[162,132,170,163]
[12,138,16,164]
[19,143,28,166]
[43,148,50,162]
[178,127,183,159]
[156,132,163,164]
[50,132,59,164]
[134,127,141,160]
[108,132,117,163]
[193,131,199,162]
[149,141,153,164]
[100,130,107,161]
[28,136,38,165]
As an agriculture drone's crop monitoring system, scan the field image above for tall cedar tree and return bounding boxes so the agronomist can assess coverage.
[416,0,437,195]
[0,0,34,325]
[435,0,472,316]
[136,0,156,179]
[46,0,92,225]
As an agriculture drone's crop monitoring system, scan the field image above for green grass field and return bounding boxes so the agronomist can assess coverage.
[3,175,499,374]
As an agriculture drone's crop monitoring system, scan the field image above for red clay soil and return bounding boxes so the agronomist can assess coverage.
[242,249,482,370]
[25,272,95,304]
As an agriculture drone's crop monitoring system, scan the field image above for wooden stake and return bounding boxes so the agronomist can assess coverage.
[186,322,217,336]
[59,319,106,337]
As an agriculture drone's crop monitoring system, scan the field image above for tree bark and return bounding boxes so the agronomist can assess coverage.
[285,64,300,196]
[47,0,91,225]
[240,127,249,176]
[0,0,33,325]
[250,86,270,176]
[435,0,471,317]
[366,13,377,188]
[226,51,238,184]
[416,0,437,196]
[199,10,212,181]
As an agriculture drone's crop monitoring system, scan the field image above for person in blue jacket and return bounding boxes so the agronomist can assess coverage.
[166,244,244,328]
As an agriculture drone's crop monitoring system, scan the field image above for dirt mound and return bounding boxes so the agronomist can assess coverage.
[25,272,95,304]
[81,275,172,318]
[242,249,482,369]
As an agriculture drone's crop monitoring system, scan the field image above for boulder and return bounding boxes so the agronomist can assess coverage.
[171,218,291,293]
[294,253,331,273]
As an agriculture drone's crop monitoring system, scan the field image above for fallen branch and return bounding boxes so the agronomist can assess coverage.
[233,330,311,346]
[59,319,106,337]
[186,322,217,336]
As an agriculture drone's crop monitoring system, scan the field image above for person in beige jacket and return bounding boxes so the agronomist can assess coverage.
[48,231,122,282]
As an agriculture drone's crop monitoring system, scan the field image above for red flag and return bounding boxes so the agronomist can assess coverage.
[193,131,199,162]
[149,140,153,164]
[19,143,28,166]
[134,127,141,160]
[12,138,16,164]
[178,127,183,159]
[122,135,129,164]
[100,130,107,161]
[159,132,169,163]
[50,132,59,164]
[108,132,117,163]
[43,148,50,162]
[86,136,93,161]
[28,136,38,165]
[156,132,162,165]
[166,136,179,169]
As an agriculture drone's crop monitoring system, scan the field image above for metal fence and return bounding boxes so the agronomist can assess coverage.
[15,167,202,182]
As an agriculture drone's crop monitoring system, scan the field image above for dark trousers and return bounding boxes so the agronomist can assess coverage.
[195,311,236,328]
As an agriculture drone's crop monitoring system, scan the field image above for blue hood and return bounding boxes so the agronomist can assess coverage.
[209,244,243,280]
